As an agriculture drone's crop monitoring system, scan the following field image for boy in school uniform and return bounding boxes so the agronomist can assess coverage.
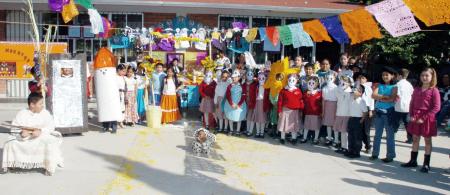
[345,84,368,158]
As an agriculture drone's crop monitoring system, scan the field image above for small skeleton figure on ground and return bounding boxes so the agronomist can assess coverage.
[192,128,216,155]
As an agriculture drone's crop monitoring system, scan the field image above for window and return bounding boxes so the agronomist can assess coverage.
[127,14,143,29]
[285,18,299,25]
[219,16,233,29]
[112,14,126,28]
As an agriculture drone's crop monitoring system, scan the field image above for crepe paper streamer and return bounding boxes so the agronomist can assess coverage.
[88,9,104,34]
[263,39,280,52]
[264,57,300,95]
[258,27,267,41]
[48,0,69,12]
[277,25,293,45]
[99,17,111,38]
[61,0,79,23]
[245,28,258,42]
[232,22,248,30]
[403,0,450,27]
[339,9,383,45]
[320,16,349,44]
[265,27,280,47]
[94,48,117,70]
[366,0,420,37]
[302,20,332,42]
[76,0,94,9]
[289,23,313,48]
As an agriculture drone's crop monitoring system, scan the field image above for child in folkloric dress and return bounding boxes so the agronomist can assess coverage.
[223,70,248,136]
[214,70,230,133]
[268,73,284,138]
[135,65,148,124]
[321,73,338,145]
[124,66,139,126]
[300,76,322,144]
[160,67,183,124]
[199,70,217,130]
[243,69,258,136]
[401,68,441,173]
[252,71,271,138]
[278,74,304,145]
[334,75,353,154]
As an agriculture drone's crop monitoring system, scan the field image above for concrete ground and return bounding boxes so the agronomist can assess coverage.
[0,101,449,195]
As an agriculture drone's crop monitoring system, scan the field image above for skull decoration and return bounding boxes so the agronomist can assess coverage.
[204,71,213,84]
[287,74,298,89]
[258,72,267,85]
[307,76,320,91]
[246,69,254,83]
[339,75,353,90]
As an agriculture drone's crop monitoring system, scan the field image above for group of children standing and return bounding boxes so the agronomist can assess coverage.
[196,54,441,174]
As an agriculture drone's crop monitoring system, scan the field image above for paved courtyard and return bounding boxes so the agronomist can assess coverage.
[0,102,449,195]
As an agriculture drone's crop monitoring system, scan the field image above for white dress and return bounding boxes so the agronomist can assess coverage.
[2,109,63,174]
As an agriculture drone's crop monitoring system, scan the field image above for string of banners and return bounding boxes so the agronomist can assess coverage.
[50,0,449,51]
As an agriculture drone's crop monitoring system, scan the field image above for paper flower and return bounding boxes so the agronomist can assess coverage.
[264,57,300,94]
[201,57,217,71]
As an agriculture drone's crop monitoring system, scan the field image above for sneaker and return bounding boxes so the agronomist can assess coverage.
[381,158,393,163]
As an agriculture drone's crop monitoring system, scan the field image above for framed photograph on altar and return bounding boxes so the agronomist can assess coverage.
[166,53,185,70]
[47,54,88,134]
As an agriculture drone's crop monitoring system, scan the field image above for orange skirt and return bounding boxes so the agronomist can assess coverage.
[161,95,181,124]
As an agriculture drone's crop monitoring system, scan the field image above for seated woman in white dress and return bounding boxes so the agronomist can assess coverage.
[2,92,63,176]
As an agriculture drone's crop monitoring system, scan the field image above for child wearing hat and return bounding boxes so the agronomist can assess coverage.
[223,70,248,136]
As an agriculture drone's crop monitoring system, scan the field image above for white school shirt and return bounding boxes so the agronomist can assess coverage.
[214,81,229,104]
[348,97,368,117]
[362,82,375,111]
[116,75,125,91]
[163,78,177,95]
[136,75,148,90]
[335,87,352,117]
[395,79,414,113]
[322,83,338,101]
[125,77,137,92]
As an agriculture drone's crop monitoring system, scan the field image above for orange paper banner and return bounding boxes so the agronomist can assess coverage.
[339,9,383,45]
[403,0,450,27]
[302,20,332,42]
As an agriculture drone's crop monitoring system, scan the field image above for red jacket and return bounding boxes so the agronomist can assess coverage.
[199,81,217,98]
[226,83,247,107]
[278,88,304,113]
[243,81,258,109]
[303,91,322,115]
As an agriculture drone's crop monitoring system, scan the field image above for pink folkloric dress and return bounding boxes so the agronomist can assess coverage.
[407,87,441,137]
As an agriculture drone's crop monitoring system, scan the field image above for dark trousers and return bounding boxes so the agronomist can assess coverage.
[102,121,117,132]
[393,111,412,141]
[348,117,364,154]
[362,116,372,149]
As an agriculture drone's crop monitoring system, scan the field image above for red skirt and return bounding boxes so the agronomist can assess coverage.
[407,111,437,137]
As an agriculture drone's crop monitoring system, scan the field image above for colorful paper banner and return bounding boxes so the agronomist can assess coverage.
[339,9,383,44]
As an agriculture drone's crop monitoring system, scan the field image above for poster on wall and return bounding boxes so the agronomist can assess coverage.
[0,42,67,79]
[47,54,88,134]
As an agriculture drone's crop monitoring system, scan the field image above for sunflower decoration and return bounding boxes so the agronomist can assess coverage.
[264,57,300,95]
[140,55,162,77]
[201,57,217,72]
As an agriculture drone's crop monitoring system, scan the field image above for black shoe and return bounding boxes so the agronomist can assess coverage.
[246,132,252,137]
[205,126,209,130]
[261,134,265,139]
[291,139,297,145]
[364,147,372,154]
[420,165,430,173]
[369,156,378,161]
[100,128,108,133]
[280,139,285,145]
[111,130,117,134]
[312,139,319,145]
[401,161,418,167]
[381,158,393,163]
[335,148,344,154]
[299,139,307,144]
[325,140,332,146]
[346,153,361,158]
